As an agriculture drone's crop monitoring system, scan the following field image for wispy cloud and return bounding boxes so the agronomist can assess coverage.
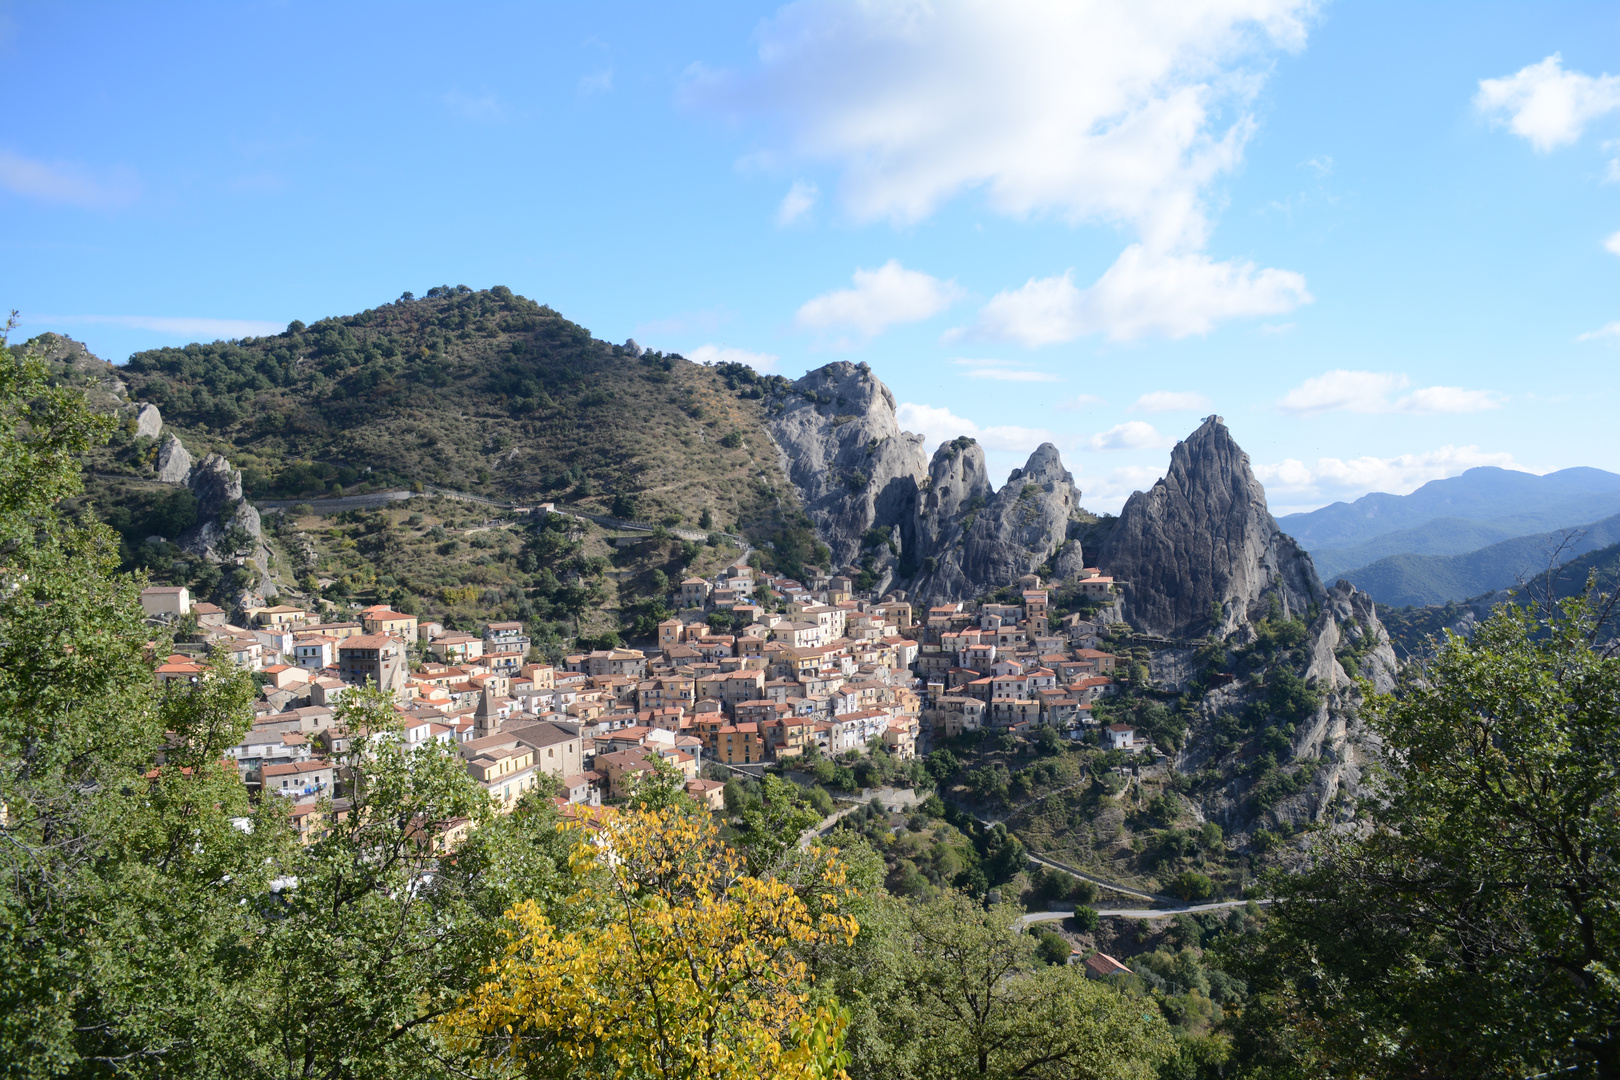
[686,343,779,373]
[1055,394,1106,412]
[795,260,963,346]
[1277,370,1504,416]
[1606,229,1620,256]
[776,180,818,226]
[24,313,285,340]
[0,150,139,210]
[950,358,1062,383]
[1577,321,1620,343]
[1131,390,1212,413]
[579,68,614,95]
[442,88,508,123]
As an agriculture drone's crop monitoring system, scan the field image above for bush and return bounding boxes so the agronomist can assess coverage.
[1033,929,1071,966]
[1169,870,1215,903]
[1072,905,1101,932]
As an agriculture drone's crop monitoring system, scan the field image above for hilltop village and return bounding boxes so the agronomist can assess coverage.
[143,543,1131,842]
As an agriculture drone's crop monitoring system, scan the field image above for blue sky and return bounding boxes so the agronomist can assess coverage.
[3,1,1618,514]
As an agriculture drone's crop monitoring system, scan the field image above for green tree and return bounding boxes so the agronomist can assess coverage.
[862,891,1175,1079]
[1225,595,1620,1080]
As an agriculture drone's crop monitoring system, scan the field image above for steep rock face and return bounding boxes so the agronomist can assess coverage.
[181,453,273,603]
[1178,579,1397,832]
[1099,416,1323,639]
[911,442,1083,602]
[155,433,193,483]
[766,362,927,567]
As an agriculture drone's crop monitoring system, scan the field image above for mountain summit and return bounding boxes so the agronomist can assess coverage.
[1100,415,1323,639]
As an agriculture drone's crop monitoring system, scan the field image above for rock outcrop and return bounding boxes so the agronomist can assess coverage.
[23,332,128,409]
[154,433,193,483]
[909,442,1084,603]
[180,453,273,602]
[765,362,1087,601]
[1099,415,1323,640]
[766,362,928,568]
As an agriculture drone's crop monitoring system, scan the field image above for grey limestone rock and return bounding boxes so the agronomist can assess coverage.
[1099,415,1323,640]
[765,362,1088,601]
[180,454,273,599]
[910,441,1083,603]
[135,402,163,439]
[766,361,928,568]
[154,433,193,484]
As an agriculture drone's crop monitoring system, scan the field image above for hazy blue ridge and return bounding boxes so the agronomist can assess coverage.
[1278,467,1620,551]
[1340,510,1620,607]
[1311,517,1521,582]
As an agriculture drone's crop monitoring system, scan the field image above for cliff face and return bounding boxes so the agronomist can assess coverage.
[1099,415,1324,640]
[766,362,928,568]
[180,453,274,606]
[910,442,1083,603]
[766,363,1085,601]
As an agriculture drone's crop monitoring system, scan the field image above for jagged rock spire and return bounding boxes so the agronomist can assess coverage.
[1099,415,1324,639]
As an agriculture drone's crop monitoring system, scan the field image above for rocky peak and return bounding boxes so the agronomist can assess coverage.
[1099,415,1323,640]
[910,441,1084,603]
[766,362,927,567]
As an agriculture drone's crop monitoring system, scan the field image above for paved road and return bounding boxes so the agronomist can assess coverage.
[1021,898,1268,925]
[951,798,1172,905]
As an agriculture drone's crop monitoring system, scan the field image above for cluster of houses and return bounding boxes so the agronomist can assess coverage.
[138,558,1138,846]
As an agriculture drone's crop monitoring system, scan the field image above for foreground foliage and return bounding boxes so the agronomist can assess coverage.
[1226,594,1620,1079]
[446,806,858,1079]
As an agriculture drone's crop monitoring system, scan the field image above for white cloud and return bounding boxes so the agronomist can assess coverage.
[25,314,285,340]
[1055,394,1106,411]
[1476,54,1620,152]
[691,2,1315,343]
[795,259,963,344]
[687,0,1310,246]
[1132,390,1212,413]
[1256,445,1540,511]
[1081,464,1167,513]
[1606,230,1620,256]
[0,150,139,210]
[1577,321,1620,343]
[1087,420,1171,451]
[970,245,1311,344]
[1277,370,1504,416]
[895,402,1054,454]
[686,343,780,373]
[776,180,819,225]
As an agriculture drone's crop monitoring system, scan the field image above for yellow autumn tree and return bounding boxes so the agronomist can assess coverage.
[443,804,859,1080]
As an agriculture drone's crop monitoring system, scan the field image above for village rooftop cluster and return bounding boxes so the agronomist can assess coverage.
[139,552,1136,845]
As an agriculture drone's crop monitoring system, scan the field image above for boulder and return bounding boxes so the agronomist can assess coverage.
[154,433,193,484]
[135,402,163,439]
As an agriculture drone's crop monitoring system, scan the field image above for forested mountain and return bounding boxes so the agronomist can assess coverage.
[1280,466,1620,579]
[1341,509,1620,607]
[117,285,797,536]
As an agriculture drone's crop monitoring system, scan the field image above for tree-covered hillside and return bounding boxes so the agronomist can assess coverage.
[119,285,798,537]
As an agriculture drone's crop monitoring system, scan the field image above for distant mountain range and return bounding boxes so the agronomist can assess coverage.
[1276,467,1620,607]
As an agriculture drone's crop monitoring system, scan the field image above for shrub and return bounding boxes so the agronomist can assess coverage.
[1072,905,1101,932]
